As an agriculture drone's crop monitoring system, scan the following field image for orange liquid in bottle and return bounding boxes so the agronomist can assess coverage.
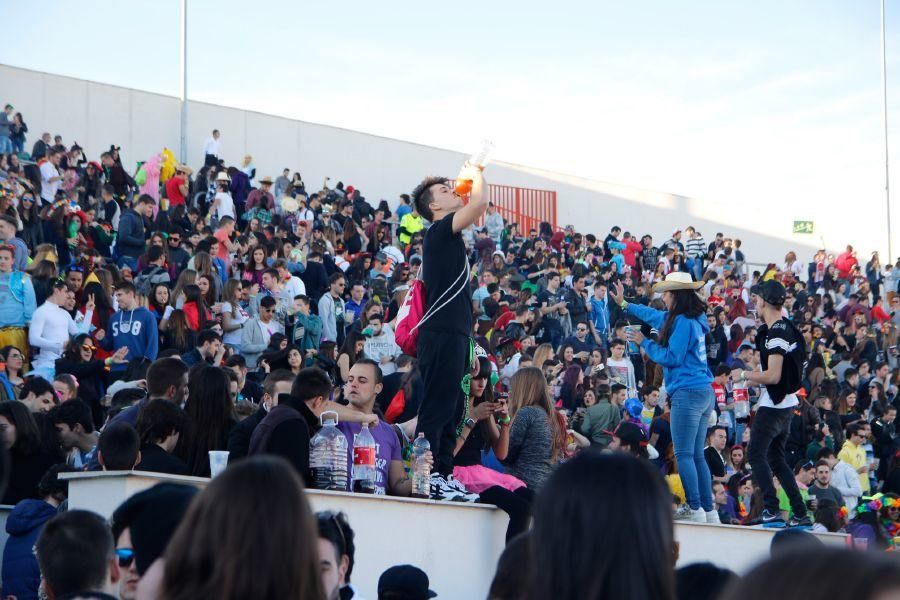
[455,180,474,196]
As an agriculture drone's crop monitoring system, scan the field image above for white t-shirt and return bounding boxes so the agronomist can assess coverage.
[281,276,306,301]
[29,302,91,369]
[221,301,249,346]
[257,318,278,342]
[203,136,220,156]
[606,357,637,396]
[756,389,799,410]
[214,192,235,220]
[40,162,60,202]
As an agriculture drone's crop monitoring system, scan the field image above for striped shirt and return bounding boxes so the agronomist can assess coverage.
[685,237,706,259]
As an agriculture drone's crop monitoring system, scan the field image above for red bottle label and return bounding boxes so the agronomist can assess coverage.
[353,446,375,467]
[733,388,749,403]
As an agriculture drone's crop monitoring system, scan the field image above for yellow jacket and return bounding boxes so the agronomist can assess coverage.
[398,213,424,246]
[838,439,869,493]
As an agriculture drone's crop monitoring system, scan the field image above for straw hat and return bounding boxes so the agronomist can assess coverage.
[215,171,231,183]
[280,195,299,213]
[175,163,193,176]
[258,175,273,185]
[651,272,704,293]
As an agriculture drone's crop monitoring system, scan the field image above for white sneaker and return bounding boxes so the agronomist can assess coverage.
[445,474,480,502]
[429,473,479,502]
[673,504,694,520]
[706,510,721,524]
[689,508,707,523]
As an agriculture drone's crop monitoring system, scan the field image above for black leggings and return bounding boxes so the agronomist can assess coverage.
[416,330,468,475]
[479,485,535,543]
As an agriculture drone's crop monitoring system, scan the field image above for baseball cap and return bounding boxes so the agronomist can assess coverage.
[603,421,645,446]
[750,280,786,306]
[495,336,518,349]
[623,398,643,419]
[737,341,754,353]
[377,565,437,599]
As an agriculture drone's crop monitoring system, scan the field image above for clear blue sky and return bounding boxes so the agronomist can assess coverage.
[4,0,899,206]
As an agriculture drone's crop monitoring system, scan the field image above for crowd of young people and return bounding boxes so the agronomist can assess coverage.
[1,114,900,597]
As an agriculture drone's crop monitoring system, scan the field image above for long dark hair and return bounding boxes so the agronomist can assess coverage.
[166,309,192,351]
[720,547,900,600]
[163,456,324,600]
[82,281,113,332]
[183,284,210,329]
[181,365,234,476]
[658,290,707,346]
[0,401,42,454]
[527,451,675,600]
[472,356,495,405]
[62,333,93,364]
[339,330,366,367]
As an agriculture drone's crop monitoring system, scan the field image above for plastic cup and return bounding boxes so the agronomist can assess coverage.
[854,537,869,551]
[344,310,355,323]
[209,451,229,477]
[624,325,640,354]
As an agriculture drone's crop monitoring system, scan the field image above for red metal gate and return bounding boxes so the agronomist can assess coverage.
[487,185,557,234]
[449,181,557,233]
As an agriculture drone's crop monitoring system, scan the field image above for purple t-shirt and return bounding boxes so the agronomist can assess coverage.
[338,421,402,495]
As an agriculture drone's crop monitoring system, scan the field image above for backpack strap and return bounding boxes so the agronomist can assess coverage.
[412,254,470,334]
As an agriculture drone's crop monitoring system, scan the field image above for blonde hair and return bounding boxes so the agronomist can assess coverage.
[171,269,197,306]
[532,344,554,370]
[508,367,564,461]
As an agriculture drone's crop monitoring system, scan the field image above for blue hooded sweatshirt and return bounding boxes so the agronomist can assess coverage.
[102,307,159,372]
[625,302,713,394]
[2,499,58,600]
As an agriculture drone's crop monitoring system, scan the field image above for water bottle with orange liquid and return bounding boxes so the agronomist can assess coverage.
[455,140,494,196]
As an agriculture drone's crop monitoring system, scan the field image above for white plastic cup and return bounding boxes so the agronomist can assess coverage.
[209,450,230,477]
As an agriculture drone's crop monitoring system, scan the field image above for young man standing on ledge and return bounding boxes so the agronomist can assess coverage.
[734,280,811,528]
[411,164,487,501]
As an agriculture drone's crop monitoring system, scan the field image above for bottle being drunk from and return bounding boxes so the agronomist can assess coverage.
[454,140,493,196]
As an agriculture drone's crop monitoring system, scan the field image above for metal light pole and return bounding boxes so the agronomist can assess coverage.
[882,0,893,260]
[179,0,188,164]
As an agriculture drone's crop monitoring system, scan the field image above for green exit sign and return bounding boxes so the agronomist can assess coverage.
[793,220,814,234]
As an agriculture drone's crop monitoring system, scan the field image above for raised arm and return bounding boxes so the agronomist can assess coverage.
[610,281,666,328]
[452,166,489,234]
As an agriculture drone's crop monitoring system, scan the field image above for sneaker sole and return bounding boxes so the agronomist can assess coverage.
[761,521,786,529]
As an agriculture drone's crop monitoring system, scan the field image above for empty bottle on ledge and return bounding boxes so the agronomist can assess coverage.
[411,433,431,498]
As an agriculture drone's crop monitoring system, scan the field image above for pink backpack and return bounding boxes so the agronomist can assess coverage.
[394,258,470,356]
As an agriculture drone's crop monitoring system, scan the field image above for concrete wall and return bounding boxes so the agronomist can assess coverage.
[1,63,884,261]
[60,471,848,599]
[62,471,507,599]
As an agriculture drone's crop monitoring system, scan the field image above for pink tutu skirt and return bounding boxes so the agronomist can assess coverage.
[453,464,526,494]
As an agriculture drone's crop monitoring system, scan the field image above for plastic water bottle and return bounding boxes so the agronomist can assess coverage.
[410,433,431,498]
[351,422,377,494]
[733,383,750,420]
[455,140,494,196]
[309,411,349,491]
